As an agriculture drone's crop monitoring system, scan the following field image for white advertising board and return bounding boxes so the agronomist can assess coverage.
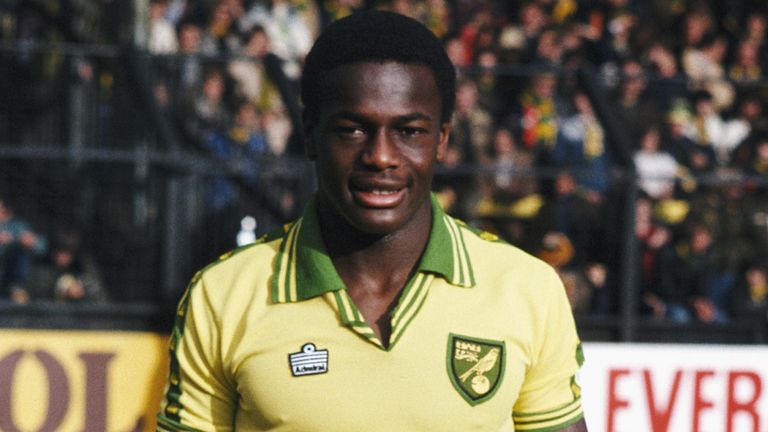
[580,343,768,432]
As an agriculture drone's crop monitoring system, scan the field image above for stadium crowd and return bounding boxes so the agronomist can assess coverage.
[2,0,768,328]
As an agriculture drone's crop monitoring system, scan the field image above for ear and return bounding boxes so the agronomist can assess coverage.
[436,121,451,162]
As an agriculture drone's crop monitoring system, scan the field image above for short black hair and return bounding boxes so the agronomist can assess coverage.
[301,10,456,124]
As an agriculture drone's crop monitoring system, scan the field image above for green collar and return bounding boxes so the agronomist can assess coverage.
[271,194,475,303]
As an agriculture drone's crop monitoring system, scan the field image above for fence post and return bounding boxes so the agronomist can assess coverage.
[619,176,639,341]
[577,65,639,341]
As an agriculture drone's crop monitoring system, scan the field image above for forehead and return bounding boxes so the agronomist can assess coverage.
[315,62,441,118]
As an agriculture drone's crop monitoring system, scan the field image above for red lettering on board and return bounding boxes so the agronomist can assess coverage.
[692,370,715,432]
[643,369,682,432]
[726,370,761,432]
[607,368,631,432]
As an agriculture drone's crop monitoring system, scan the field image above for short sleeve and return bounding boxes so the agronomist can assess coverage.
[157,274,237,431]
[512,268,584,431]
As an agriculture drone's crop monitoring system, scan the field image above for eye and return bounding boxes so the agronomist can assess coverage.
[398,127,427,137]
[332,126,366,138]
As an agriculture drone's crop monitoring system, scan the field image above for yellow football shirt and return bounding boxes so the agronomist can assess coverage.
[157,195,584,431]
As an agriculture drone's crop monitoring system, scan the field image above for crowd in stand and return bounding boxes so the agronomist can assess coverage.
[2,0,768,326]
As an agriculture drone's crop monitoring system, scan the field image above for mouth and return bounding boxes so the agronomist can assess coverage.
[350,182,406,208]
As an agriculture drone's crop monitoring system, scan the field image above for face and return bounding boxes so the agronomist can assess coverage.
[179,24,201,53]
[456,82,478,113]
[305,62,450,236]
[203,73,224,101]
[640,128,660,152]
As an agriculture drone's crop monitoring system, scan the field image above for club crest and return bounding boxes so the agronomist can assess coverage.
[447,333,505,405]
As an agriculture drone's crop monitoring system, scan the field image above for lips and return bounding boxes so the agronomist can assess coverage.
[350,179,407,208]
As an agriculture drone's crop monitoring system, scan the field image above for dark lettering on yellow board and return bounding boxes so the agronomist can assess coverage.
[0,350,25,432]
[80,352,115,432]
[0,350,70,432]
[0,350,144,432]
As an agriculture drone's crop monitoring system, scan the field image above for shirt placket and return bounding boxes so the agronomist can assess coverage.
[325,272,435,351]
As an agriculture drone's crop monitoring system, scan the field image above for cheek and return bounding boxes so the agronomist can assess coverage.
[316,149,352,185]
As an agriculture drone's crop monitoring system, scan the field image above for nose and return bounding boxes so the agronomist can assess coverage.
[360,128,399,170]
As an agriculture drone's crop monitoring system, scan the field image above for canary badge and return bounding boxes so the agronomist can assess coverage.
[447,333,505,405]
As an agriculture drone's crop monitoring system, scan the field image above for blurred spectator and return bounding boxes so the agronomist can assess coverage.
[611,59,659,143]
[239,0,317,79]
[731,264,768,320]
[678,8,712,60]
[488,127,538,200]
[519,68,559,159]
[533,27,562,65]
[457,5,493,66]
[537,231,592,314]
[687,89,725,166]
[228,26,271,102]
[636,197,681,320]
[517,2,550,62]
[183,67,231,146]
[200,1,242,55]
[472,127,539,248]
[597,8,637,68]
[728,38,762,83]
[451,79,493,165]
[444,34,469,69]
[475,50,502,116]
[675,223,731,323]
[201,100,269,259]
[535,171,602,268]
[682,32,734,112]
[228,26,292,155]
[644,42,689,112]
[689,182,759,278]
[664,100,715,179]
[724,96,767,168]
[634,126,679,200]
[553,92,611,199]
[149,0,179,54]
[203,100,269,208]
[742,12,767,49]
[175,19,205,105]
[26,225,107,303]
[741,135,768,176]
[0,198,47,303]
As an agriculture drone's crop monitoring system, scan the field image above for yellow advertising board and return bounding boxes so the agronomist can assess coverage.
[0,329,169,432]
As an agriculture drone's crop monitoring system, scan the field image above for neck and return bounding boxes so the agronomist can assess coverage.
[316,199,432,296]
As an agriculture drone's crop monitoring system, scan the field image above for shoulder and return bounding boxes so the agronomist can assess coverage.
[456,219,560,287]
[454,220,570,333]
[190,223,292,306]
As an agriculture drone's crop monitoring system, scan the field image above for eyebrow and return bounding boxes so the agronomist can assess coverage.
[327,111,434,124]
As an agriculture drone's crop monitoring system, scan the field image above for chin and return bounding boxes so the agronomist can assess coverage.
[345,209,405,236]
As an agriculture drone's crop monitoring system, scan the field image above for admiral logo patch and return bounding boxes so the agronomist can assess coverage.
[447,334,505,405]
[289,343,329,377]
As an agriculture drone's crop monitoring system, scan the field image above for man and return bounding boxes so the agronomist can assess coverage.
[0,198,47,303]
[158,11,586,432]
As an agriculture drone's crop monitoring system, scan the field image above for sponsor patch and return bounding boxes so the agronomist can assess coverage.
[289,343,329,377]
